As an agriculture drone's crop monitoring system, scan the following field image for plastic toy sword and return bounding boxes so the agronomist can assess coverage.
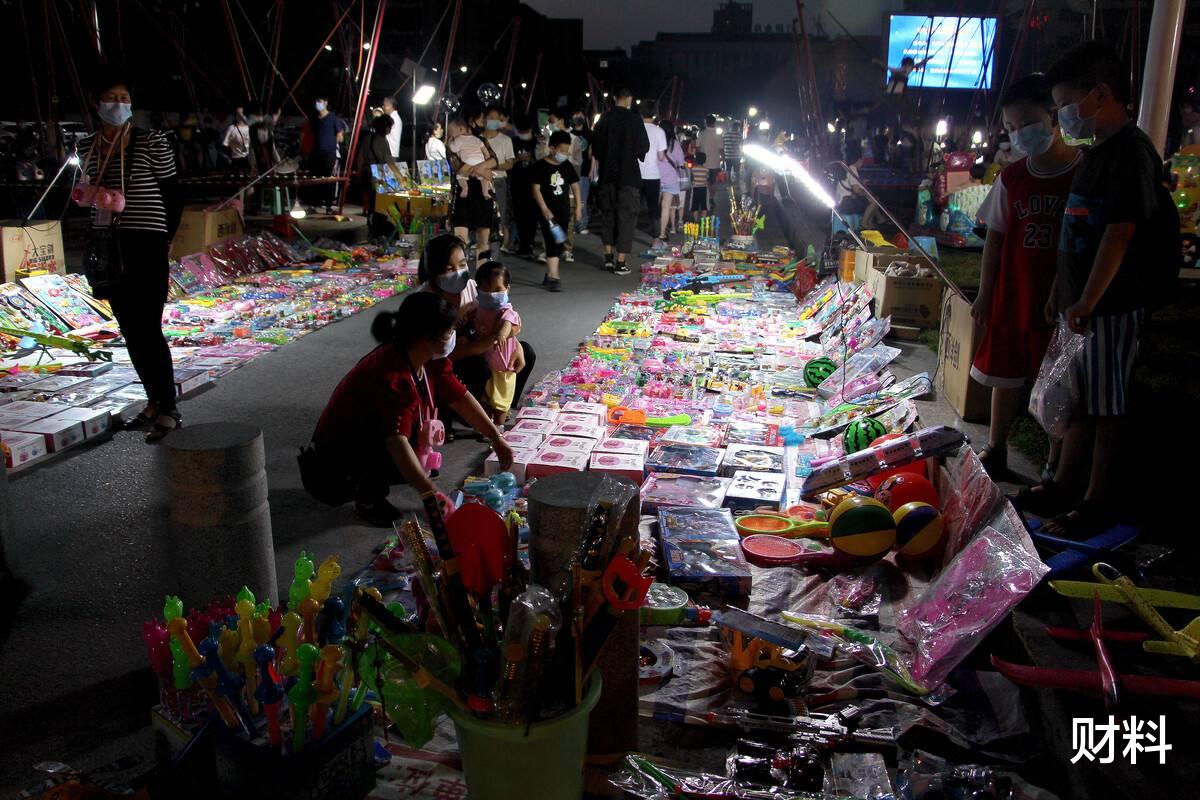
[253,644,284,746]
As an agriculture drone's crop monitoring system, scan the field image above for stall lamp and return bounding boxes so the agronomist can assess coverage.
[523,82,529,89]
[362,42,371,51]
[593,113,601,125]
[758,120,770,131]
[600,91,607,97]
[826,122,836,134]
[324,44,333,52]
[67,153,80,166]
[432,67,438,72]
[748,106,758,118]
[459,65,468,73]
[289,199,307,220]
[971,130,983,145]
[715,127,724,135]
[413,84,436,105]
[936,119,949,138]
[585,92,591,97]
[743,144,835,209]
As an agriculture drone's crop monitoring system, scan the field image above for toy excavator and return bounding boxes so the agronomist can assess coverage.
[993,563,1200,706]
[716,608,813,706]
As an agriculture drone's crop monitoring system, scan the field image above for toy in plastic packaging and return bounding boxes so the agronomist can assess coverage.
[782,611,928,695]
[897,524,1048,690]
[659,507,750,597]
[642,473,730,512]
[1028,320,1086,439]
[646,443,725,477]
[830,752,895,800]
[722,443,785,475]
[660,423,725,449]
[800,425,967,499]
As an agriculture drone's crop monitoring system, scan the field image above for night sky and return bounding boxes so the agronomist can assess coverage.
[524,0,902,50]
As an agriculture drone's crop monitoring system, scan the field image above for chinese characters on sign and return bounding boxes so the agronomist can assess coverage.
[1071,716,1171,765]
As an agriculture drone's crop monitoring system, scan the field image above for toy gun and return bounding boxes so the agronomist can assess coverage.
[289,225,354,265]
[0,325,113,362]
[706,706,897,749]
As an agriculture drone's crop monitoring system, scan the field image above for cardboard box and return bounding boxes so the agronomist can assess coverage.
[170,206,244,260]
[485,446,537,483]
[511,418,556,437]
[58,362,114,378]
[561,401,607,424]
[526,447,589,480]
[937,287,992,422]
[515,406,559,423]
[174,368,213,397]
[10,415,86,452]
[724,471,787,511]
[1,220,65,282]
[47,406,111,439]
[589,452,645,483]
[540,434,596,454]
[594,437,650,457]
[1,429,48,469]
[0,400,57,427]
[499,430,543,450]
[551,420,604,440]
[84,394,143,420]
[853,246,901,284]
[867,256,944,328]
[556,412,600,428]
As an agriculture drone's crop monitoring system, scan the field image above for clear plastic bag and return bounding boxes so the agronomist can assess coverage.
[897,524,1048,690]
[1028,321,1086,439]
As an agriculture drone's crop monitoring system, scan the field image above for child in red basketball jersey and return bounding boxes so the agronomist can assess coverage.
[971,74,1081,477]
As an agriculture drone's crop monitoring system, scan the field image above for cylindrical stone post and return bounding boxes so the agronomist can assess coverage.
[163,423,277,605]
[528,472,640,755]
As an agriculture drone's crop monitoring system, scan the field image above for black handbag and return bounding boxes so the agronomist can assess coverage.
[82,129,140,299]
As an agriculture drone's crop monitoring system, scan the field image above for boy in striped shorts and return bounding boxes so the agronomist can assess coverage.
[1025,42,1164,536]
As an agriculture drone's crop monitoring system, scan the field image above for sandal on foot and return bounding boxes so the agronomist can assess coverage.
[1011,480,1079,516]
[977,443,1008,478]
[145,410,182,444]
[1039,500,1114,540]
[120,406,159,431]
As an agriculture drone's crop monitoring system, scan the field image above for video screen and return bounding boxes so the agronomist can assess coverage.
[885,15,996,91]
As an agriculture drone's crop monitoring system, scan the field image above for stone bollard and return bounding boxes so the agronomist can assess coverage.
[163,423,277,605]
[0,465,14,587]
[527,472,640,755]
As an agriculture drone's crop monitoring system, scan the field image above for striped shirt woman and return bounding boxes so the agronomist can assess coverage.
[78,127,177,233]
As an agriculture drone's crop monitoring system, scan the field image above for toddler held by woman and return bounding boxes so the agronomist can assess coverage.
[473,261,524,424]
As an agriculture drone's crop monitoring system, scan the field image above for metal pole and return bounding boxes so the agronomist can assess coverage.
[501,17,521,106]
[339,0,388,215]
[436,0,464,102]
[830,160,967,301]
[1135,0,1184,156]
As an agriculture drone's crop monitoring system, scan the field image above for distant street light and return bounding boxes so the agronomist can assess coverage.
[522,82,528,89]
[715,127,724,135]
[758,120,770,131]
[460,65,468,73]
[362,42,371,50]
[412,84,437,170]
[748,106,759,118]
[324,44,333,51]
[971,130,983,145]
[826,122,836,133]
[936,119,949,138]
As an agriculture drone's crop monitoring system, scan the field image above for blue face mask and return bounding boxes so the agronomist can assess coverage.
[554,152,569,164]
[1058,88,1098,146]
[1010,121,1054,157]
[315,100,327,113]
[478,290,510,310]
[486,119,503,131]
[98,102,132,127]
[436,267,469,294]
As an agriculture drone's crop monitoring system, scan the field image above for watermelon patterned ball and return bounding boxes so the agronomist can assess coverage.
[804,357,838,388]
[843,417,888,454]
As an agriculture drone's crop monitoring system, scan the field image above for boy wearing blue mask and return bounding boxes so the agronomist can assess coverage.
[971,74,1080,479]
[531,130,582,292]
[1022,42,1172,536]
[473,262,525,424]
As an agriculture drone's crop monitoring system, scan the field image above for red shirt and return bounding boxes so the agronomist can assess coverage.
[314,344,466,450]
[977,154,1080,329]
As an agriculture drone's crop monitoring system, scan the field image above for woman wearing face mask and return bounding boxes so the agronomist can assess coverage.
[970,74,1080,479]
[425,122,447,161]
[447,114,498,264]
[418,233,537,436]
[76,69,182,442]
[305,292,514,527]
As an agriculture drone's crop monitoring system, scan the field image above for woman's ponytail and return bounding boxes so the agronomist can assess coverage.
[370,310,400,344]
[373,293,457,347]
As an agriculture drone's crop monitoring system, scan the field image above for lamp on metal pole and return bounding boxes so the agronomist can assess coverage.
[412,84,436,175]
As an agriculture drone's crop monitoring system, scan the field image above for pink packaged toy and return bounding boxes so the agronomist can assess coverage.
[516,406,559,423]
[526,447,590,479]
[511,418,556,437]
[589,452,645,483]
[540,435,596,454]
[594,437,650,457]
[551,420,604,440]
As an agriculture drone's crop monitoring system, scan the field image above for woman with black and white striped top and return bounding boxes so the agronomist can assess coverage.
[78,69,182,442]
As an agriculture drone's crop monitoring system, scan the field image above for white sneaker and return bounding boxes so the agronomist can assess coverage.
[563,250,575,262]
[536,252,547,263]
[652,238,666,251]
[577,228,590,235]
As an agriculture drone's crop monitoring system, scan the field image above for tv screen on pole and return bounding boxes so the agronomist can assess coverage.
[885,15,997,91]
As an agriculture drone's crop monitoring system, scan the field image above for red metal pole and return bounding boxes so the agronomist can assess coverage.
[524,52,543,115]
[436,0,464,101]
[220,0,255,103]
[339,0,388,214]
[795,2,824,147]
[501,17,521,106]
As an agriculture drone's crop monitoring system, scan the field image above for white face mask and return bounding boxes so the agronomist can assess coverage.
[99,102,132,127]
[436,267,469,294]
[433,330,456,359]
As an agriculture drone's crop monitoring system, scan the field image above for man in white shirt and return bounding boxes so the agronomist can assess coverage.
[483,106,516,257]
[382,96,403,159]
[222,108,252,172]
[697,115,723,184]
[638,101,667,244]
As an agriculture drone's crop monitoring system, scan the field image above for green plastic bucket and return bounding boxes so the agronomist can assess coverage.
[447,675,602,800]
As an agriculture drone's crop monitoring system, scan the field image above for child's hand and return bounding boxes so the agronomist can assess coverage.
[512,350,526,373]
[1064,299,1093,334]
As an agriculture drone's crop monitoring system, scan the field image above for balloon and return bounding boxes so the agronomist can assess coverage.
[439,93,460,114]
[476,82,502,106]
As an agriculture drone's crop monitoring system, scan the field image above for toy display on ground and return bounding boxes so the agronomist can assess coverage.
[0,230,418,471]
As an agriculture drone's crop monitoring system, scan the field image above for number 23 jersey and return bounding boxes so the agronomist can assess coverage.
[977,153,1080,330]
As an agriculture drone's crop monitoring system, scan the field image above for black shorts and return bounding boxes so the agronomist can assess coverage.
[690,186,708,212]
[537,218,566,258]
[451,177,495,229]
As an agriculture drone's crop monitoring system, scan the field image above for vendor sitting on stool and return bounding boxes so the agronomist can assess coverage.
[303,292,514,527]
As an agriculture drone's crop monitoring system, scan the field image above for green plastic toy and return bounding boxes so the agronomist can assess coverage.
[289,551,314,611]
[289,643,320,750]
